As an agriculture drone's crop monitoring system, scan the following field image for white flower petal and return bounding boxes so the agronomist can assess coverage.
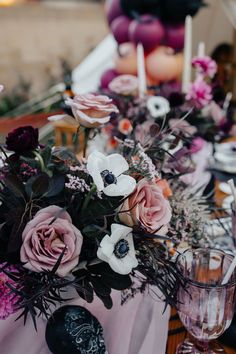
[103,175,136,197]
[75,110,111,125]
[48,114,67,122]
[97,247,110,263]
[111,223,132,237]
[109,255,133,275]
[99,235,115,253]
[147,96,170,118]
[109,224,132,243]
[98,223,137,275]
[125,254,139,269]
[87,151,108,191]
[107,154,129,176]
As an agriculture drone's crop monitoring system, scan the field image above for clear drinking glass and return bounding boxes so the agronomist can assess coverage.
[176,249,236,354]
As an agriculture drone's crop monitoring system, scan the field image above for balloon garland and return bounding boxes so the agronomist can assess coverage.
[102,0,206,88]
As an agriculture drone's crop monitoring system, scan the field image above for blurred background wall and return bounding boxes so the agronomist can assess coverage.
[0,1,108,95]
[193,0,233,55]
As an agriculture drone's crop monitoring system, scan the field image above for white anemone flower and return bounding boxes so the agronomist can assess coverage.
[87,151,136,197]
[97,224,138,275]
[147,96,170,118]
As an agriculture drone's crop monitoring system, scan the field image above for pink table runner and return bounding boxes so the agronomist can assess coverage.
[0,290,170,354]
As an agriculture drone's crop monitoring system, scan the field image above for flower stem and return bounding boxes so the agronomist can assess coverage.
[81,184,97,211]
[83,128,91,158]
[33,151,47,173]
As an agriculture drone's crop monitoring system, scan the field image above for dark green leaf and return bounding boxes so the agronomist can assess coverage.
[96,294,113,309]
[4,174,26,199]
[46,175,65,197]
[90,276,111,297]
[25,174,49,197]
[101,272,132,291]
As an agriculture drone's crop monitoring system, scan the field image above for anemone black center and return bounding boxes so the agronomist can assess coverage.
[114,239,129,259]
[101,170,117,186]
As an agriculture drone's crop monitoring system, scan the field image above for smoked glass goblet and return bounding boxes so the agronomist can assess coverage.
[176,248,236,354]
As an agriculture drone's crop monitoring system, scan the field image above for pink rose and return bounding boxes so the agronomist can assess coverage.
[20,206,83,277]
[66,93,119,128]
[108,75,138,96]
[120,178,172,234]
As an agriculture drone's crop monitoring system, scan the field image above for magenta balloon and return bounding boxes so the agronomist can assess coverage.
[165,24,185,50]
[111,16,131,44]
[128,15,165,52]
[100,68,119,89]
[105,0,124,26]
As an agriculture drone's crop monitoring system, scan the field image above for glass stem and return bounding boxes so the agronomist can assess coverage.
[195,340,210,352]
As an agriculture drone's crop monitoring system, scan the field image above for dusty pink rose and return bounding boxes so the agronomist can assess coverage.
[120,178,172,234]
[186,77,212,109]
[169,118,197,136]
[192,56,217,78]
[108,74,138,96]
[66,93,119,128]
[20,206,83,277]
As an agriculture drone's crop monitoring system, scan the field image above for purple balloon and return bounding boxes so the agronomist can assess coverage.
[100,68,119,89]
[165,24,185,50]
[128,15,165,52]
[105,0,124,26]
[111,16,131,44]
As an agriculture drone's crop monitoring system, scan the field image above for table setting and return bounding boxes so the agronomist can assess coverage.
[1,0,236,353]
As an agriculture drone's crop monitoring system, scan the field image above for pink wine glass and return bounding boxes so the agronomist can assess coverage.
[176,248,236,353]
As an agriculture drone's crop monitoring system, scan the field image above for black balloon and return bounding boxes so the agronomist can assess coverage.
[45,306,107,354]
[120,0,161,18]
[120,0,206,23]
[160,0,207,23]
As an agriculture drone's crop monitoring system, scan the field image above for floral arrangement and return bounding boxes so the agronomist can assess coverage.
[0,100,187,327]
[99,55,235,150]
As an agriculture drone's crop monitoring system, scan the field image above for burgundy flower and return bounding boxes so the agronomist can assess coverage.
[6,126,39,154]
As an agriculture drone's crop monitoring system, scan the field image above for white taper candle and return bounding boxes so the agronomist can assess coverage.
[137,43,147,98]
[182,15,193,94]
[197,41,205,57]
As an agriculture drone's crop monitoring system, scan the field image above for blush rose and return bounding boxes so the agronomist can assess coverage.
[66,93,119,128]
[20,206,83,277]
[120,178,172,234]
